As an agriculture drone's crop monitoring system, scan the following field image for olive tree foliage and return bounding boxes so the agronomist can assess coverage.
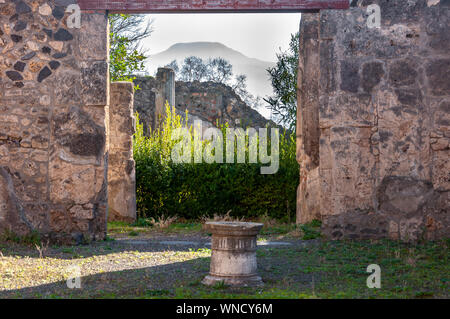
[109,14,153,82]
[165,60,179,74]
[229,73,263,112]
[206,58,233,83]
[179,56,208,82]
[232,74,249,98]
[177,57,232,84]
[265,32,299,131]
[166,56,262,111]
[232,74,260,109]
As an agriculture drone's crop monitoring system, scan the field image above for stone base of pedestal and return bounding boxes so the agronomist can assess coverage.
[202,275,264,287]
[201,221,265,288]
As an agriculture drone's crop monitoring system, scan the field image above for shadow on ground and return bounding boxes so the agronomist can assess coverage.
[0,236,319,298]
[2,236,447,299]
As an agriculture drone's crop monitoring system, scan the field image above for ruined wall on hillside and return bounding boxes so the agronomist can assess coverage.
[133,68,176,135]
[0,1,108,243]
[175,81,274,129]
[298,0,449,241]
[133,74,276,134]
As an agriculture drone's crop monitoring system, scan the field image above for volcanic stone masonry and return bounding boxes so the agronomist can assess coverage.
[297,0,449,241]
[0,0,109,243]
[133,69,277,136]
[0,0,448,243]
[107,82,136,223]
[133,68,175,135]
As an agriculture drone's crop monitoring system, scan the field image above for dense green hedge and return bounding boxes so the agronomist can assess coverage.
[134,105,299,222]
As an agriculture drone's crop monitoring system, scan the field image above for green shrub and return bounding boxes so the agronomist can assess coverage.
[134,104,299,221]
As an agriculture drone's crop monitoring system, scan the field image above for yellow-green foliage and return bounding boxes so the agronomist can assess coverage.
[134,104,189,165]
[134,103,299,221]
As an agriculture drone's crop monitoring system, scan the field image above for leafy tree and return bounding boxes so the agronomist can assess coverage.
[180,56,208,82]
[265,32,299,130]
[232,74,263,112]
[109,14,153,82]
[176,57,262,112]
[178,57,232,84]
[232,74,249,99]
[206,58,233,84]
[165,60,179,74]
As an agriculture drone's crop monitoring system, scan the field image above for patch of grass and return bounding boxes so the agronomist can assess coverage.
[212,280,228,290]
[133,218,153,227]
[1,236,448,299]
[107,220,204,237]
[299,220,322,240]
[167,239,448,299]
[414,291,434,298]
[62,247,74,254]
[308,219,322,228]
[145,289,171,297]
[188,279,202,287]
[104,235,115,242]
[108,221,131,228]
[107,221,139,234]
[170,287,316,299]
[260,224,296,236]
[107,221,150,236]
[0,229,41,246]
[164,222,203,233]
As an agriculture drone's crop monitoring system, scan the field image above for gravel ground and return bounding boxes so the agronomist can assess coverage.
[0,230,447,299]
[0,232,319,298]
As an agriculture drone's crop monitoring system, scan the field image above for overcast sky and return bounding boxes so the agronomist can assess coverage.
[141,13,301,62]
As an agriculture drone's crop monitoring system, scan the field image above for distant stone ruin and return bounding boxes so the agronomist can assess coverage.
[133,68,277,136]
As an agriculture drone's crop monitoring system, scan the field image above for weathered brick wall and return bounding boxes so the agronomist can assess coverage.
[108,82,136,223]
[298,0,449,241]
[0,1,109,243]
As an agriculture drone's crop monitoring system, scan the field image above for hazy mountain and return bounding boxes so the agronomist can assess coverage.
[146,42,276,103]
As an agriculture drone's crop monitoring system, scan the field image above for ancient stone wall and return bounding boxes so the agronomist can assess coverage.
[1,0,447,243]
[108,82,136,222]
[0,1,109,243]
[133,76,157,136]
[296,13,322,224]
[154,68,175,128]
[175,81,274,129]
[133,73,276,134]
[298,0,449,241]
[133,68,175,135]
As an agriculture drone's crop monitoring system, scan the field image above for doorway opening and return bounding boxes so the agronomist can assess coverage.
[107,13,302,230]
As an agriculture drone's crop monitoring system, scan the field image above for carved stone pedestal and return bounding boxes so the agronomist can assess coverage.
[202,221,264,287]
